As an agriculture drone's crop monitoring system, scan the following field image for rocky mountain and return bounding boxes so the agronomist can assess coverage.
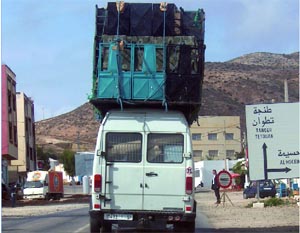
[35,52,299,153]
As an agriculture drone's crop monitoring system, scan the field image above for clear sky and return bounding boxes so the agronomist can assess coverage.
[1,0,299,121]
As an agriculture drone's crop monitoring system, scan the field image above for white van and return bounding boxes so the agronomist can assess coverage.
[89,109,196,232]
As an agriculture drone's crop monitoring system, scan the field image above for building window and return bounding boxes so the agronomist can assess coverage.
[12,95,16,111]
[7,90,12,112]
[208,133,217,140]
[14,126,18,146]
[192,133,201,141]
[25,117,29,132]
[208,150,218,158]
[226,150,235,158]
[28,118,32,135]
[193,150,202,158]
[225,133,234,140]
[9,122,13,143]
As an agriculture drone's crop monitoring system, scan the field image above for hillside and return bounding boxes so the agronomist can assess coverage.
[35,52,299,153]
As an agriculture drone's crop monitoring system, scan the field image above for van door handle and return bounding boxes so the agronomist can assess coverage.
[146,172,158,177]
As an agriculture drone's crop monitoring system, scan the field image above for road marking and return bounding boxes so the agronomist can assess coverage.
[74,223,89,233]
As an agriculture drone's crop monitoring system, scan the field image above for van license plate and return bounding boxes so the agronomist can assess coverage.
[104,213,133,221]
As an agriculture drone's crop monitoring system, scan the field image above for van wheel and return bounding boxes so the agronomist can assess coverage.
[100,222,112,233]
[90,216,101,233]
[174,221,195,232]
[243,193,248,199]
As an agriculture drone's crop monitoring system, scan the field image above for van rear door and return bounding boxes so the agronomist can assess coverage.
[104,132,144,210]
[143,133,186,211]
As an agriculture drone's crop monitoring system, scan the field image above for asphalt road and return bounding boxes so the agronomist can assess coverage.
[2,205,212,233]
[2,207,89,233]
[3,204,298,233]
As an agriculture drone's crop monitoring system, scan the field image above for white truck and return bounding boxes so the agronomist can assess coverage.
[89,110,196,232]
[23,170,64,200]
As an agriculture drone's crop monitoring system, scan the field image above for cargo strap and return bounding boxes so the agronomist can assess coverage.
[116,41,123,111]
[162,2,168,111]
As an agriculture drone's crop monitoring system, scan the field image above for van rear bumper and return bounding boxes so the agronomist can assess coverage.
[89,209,196,224]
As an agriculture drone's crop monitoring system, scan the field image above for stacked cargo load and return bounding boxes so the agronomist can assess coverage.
[89,2,205,125]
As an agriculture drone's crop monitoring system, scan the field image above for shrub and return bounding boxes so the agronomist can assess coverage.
[246,198,288,208]
[263,198,284,207]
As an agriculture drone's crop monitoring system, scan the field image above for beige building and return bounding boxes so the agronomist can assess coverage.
[9,92,37,184]
[190,116,242,162]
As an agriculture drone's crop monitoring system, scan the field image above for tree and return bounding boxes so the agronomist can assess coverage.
[232,160,248,188]
[36,146,51,170]
[36,146,58,170]
[235,150,245,159]
[60,149,76,177]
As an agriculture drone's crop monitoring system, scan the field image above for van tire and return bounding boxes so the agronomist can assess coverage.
[100,222,112,233]
[90,216,101,233]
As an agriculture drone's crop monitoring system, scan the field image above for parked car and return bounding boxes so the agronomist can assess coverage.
[243,180,276,199]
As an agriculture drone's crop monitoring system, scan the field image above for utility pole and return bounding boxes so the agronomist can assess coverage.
[243,131,249,188]
[284,79,289,103]
[284,78,291,191]
[223,120,228,171]
[76,131,80,152]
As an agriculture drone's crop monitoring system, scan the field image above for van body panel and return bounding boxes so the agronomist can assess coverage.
[143,165,185,210]
[104,163,144,210]
[90,109,195,230]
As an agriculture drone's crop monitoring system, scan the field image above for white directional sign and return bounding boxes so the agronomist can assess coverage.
[246,102,299,180]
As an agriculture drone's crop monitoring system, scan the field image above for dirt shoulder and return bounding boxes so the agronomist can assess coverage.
[1,194,89,217]
[195,189,299,232]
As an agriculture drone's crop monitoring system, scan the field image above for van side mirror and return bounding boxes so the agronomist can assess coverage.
[97,150,106,157]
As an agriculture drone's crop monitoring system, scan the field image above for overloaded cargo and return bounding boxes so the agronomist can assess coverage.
[89,2,205,125]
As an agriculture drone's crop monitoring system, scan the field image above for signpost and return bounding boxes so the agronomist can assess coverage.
[217,170,233,206]
[245,102,299,181]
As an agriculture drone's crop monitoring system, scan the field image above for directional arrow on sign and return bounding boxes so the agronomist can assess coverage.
[267,167,291,173]
[262,143,291,180]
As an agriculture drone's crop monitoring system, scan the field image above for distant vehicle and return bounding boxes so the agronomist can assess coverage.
[23,170,64,200]
[194,167,202,188]
[243,180,276,199]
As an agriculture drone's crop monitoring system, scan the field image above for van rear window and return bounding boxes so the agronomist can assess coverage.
[106,133,142,162]
[147,134,184,163]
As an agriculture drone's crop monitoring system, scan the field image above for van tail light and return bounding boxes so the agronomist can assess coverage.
[185,206,192,212]
[94,174,102,192]
[185,177,193,195]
